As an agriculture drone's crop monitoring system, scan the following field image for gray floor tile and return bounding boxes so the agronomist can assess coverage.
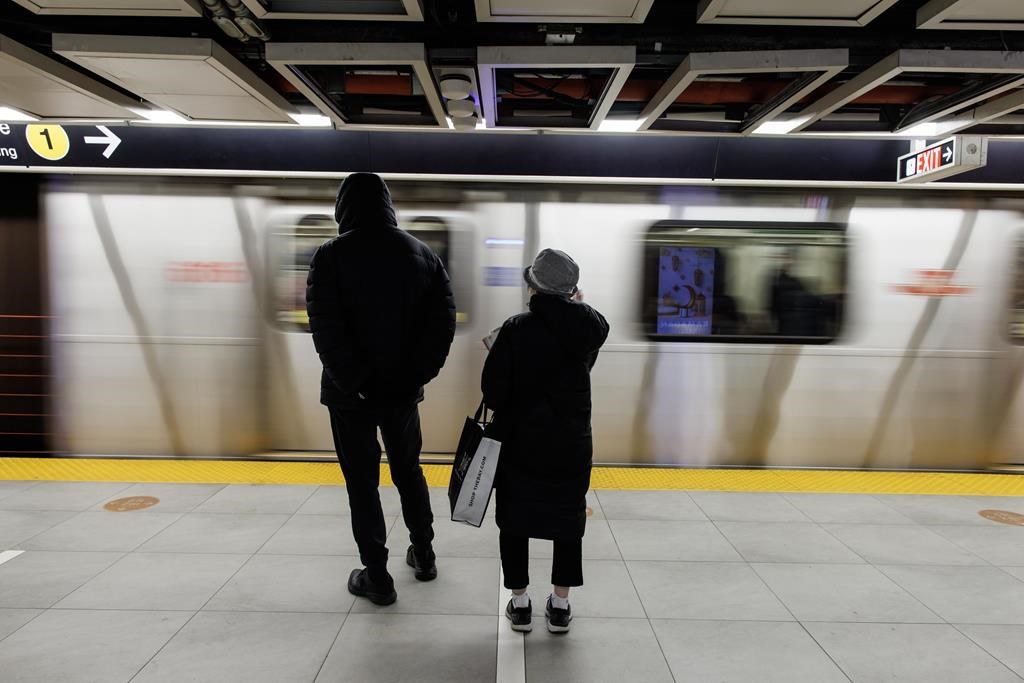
[689,491,810,522]
[521,558,645,619]
[879,564,1024,624]
[806,622,1020,683]
[0,550,123,608]
[0,482,133,511]
[932,525,1024,565]
[396,516,498,558]
[824,524,987,566]
[134,611,343,683]
[138,513,289,554]
[875,494,992,526]
[652,619,848,683]
[0,609,191,683]
[1004,565,1024,581]
[609,520,742,561]
[20,511,183,552]
[0,481,38,501]
[296,485,351,515]
[596,490,707,521]
[957,624,1024,678]
[783,493,918,524]
[530,519,621,560]
[628,560,792,621]
[525,617,673,683]
[91,483,225,513]
[206,554,357,613]
[585,492,605,520]
[752,563,941,623]
[259,514,373,556]
[351,556,499,615]
[962,495,1024,511]
[0,510,78,548]
[718,522,865,563]
[0,608,41,641]
[55,552,249,610]
[317,613,496,683]
[195,484,318,514]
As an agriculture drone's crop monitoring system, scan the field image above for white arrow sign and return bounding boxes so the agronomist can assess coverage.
[943,146,953,163]
[84,125,121,159]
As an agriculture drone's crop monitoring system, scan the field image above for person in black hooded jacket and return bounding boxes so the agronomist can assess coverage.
[306,173,456,605]
[483,249,609,634]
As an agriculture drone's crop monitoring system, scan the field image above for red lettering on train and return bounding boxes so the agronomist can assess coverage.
[165,261,249,283]
[892,269,973,296]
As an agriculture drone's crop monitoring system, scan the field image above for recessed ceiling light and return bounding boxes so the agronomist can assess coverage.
[289,113,333,127]
[0,106,37,121]
[597,119,642,132]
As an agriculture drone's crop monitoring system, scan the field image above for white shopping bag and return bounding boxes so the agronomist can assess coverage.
[450,435,501,527]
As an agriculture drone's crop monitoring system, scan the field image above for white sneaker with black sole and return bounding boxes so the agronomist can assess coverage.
[505,598,532,632]
[545,596,572,634]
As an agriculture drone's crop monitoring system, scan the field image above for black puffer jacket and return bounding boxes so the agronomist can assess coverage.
[306,173,456,408]
[482,293,609,539]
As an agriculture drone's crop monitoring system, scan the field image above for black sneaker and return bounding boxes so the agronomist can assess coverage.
[505,598,532,633]
[347,568,397,606]
[406,545,437,582]
[545,597,572,634]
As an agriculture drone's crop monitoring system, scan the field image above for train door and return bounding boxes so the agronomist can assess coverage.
[262,208,476,456]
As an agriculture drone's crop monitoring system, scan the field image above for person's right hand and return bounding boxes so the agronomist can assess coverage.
[572,289,584,302]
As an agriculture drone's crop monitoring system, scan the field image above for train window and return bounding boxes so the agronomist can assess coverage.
[1010,240,1024,342]
[271,213,470,332]
[642,221,846,343]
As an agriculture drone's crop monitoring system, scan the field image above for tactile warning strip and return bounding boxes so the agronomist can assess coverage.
[0,458,1021,496]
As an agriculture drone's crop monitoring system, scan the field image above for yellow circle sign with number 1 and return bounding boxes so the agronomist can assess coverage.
[26,124,70,161]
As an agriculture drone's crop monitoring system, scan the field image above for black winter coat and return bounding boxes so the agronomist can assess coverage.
[306,174,456,408]
[482,293,609,539]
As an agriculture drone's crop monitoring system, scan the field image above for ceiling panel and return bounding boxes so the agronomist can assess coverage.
[0,33,139,120]
[266,42,446,128]
[477,45,634,129]
[476,0,654,23]
[697,0,901,26]
[53,34,296,122]
[7,0,200,15]
[239,0,423,21]
[918,0,1024,30]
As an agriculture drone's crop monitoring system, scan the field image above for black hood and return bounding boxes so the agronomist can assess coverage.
[529,293,609,357]
[334,173,398,234]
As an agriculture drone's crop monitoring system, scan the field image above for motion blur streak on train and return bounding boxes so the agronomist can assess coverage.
[43,179,1024,470]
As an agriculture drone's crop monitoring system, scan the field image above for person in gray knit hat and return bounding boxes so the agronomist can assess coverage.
[482,249,609,635]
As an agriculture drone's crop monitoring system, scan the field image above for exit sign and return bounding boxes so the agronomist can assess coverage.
[897,136,987,183]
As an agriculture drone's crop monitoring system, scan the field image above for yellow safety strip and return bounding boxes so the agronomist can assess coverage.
[0,457,1021,496]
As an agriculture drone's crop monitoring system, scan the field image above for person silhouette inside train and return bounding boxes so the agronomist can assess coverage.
[305,173,456,605]
[769,246,822,337]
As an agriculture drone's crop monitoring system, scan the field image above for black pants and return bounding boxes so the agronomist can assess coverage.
[499,530,583,589]
[328,402,434,575]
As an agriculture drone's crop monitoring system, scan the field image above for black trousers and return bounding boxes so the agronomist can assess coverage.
[499,530,583,589]
[328,402,434,575]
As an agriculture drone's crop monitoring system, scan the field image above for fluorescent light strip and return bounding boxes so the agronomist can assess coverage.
[0,106,37,122]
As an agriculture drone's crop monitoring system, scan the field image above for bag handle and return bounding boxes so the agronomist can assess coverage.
[473,399,491,426]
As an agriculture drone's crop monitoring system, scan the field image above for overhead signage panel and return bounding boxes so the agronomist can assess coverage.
[0,122,1020,186]
[897,135,987,183]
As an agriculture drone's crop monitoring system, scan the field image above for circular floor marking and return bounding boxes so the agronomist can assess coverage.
[978,509,1024,526]
[104,496,160,512]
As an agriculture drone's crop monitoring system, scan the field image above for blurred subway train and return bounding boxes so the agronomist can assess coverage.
[37,177,1024,470]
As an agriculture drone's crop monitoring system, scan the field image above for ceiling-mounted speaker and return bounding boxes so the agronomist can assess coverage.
[439,73,473,100]
[446,98,476,118]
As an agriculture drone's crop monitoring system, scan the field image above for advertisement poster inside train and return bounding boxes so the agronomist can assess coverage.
[657,247,715,335]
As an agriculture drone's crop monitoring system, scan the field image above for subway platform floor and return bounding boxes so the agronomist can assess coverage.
[0,471,1023,682]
